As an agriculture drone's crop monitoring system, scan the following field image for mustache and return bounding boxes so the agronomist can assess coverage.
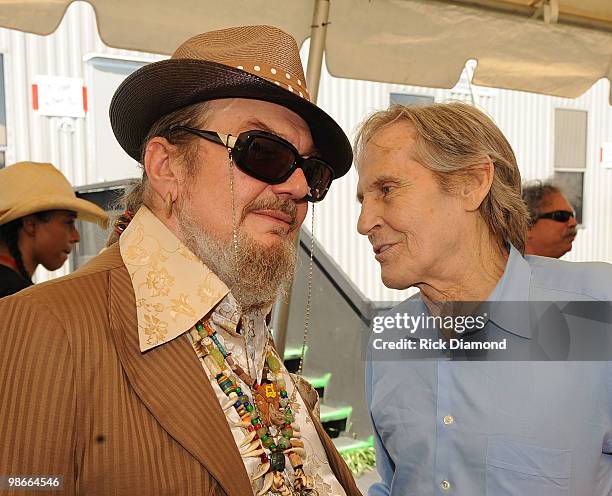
[241,197,298,229]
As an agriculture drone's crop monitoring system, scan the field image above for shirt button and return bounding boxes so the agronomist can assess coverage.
[443,415,454,425]
[441,480,451,491]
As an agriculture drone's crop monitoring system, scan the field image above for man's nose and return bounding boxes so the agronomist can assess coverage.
[270,168,309,200]
[71,226,81,244]
[357,199,379,236]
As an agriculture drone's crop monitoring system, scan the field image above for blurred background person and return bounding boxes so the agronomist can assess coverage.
[0,161,108,297]
[522,180,577,258]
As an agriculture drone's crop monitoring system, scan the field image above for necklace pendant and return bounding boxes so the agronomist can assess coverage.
[269,451,286,472]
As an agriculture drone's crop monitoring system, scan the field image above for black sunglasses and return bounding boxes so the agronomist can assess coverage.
[536,210,575,223]
[168,126,334,202]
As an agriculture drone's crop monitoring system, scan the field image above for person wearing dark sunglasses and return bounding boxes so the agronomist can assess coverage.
[523,181,578,258]
[0,26,361,496]
[166,127,335,203]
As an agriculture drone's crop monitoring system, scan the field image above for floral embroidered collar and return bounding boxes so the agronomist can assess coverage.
[119,206,229,352]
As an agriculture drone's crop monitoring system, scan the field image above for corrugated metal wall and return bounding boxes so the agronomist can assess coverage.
[2,6,610,299]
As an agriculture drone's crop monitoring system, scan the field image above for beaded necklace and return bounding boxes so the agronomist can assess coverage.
[190,318,314,495]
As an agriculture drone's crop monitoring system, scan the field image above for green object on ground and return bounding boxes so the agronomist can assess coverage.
[340,444,376,477]
[304,372,332,390]
[283,345,308,361]
[319,405,352,423]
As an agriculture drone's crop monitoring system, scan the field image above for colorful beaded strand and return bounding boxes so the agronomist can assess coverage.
[192,318,312,494]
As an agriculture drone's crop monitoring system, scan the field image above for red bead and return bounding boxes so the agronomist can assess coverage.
[247,425,255,432]
[261,454,269,463]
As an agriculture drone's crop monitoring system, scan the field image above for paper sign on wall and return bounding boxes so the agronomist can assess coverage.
[32,76,86,118]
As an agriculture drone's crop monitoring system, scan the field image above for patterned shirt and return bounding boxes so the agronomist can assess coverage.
[120,206,347,496]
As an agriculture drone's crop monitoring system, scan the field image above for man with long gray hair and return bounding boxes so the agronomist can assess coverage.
[356,102,612,496]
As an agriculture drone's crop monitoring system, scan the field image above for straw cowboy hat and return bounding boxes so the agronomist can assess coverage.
[110,25,353,179]
[0,162,109,228]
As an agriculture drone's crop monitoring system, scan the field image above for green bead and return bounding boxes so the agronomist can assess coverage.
[235,387,241,394]
[196,323,204,331]
[246,404,254,412]
[281,427,293,438]
[277,438,290,450]
[262,436,275,449]
[285,413,295,423]
[266,354,282,373]
[210,349,225,369]
[251,418,260,426]
[260,434,269,442]
[269,444,277,451]
[219,379,233,392]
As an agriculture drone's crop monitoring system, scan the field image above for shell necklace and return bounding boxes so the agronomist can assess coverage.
[189,318,315,495]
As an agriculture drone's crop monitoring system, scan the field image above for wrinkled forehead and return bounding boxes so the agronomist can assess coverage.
[356,121,417,169]
[356,122,418,174]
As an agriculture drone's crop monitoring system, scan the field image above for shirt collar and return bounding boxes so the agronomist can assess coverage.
[413,244,533,339]
[485,243,533,338]
[119,206,230,352]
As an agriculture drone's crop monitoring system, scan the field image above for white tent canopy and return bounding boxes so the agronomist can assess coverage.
[328,0,612,102]
[0,0,611,102]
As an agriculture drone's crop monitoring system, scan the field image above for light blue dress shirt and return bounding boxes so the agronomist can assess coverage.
[366,246,612,495]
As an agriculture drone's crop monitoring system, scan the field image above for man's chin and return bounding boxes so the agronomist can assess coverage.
[381,271,411,290]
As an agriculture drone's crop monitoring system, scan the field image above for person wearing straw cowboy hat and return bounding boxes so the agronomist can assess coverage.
[0,26,361,496]
[0,161,108,298]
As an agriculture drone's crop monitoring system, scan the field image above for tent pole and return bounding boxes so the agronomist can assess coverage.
[306,0,330,103]
[272,0,330,361]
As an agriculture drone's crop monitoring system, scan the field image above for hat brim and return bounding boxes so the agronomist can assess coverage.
[0,195,109,229]
[110,59,353,180]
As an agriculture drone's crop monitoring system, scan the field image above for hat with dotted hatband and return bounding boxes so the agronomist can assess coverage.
[110,25,352,181]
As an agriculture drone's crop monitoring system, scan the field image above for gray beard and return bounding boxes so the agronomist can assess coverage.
[175,200,297,313]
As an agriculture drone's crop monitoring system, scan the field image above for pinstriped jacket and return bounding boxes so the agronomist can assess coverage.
[0,244,362,496]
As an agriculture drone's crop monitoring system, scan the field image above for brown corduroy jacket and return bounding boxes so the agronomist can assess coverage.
[0,244,362,496]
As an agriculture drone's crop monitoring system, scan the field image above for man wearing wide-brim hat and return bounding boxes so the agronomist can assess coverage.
[0,161,108,297]
[0,26,361,495]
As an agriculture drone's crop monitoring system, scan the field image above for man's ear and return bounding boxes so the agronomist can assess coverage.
[20,215,38,237]
[461,158,494,212]
[144,137,181,206]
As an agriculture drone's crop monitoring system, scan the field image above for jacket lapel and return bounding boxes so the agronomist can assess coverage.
[295,377,363,496]
[106,247,252,496]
